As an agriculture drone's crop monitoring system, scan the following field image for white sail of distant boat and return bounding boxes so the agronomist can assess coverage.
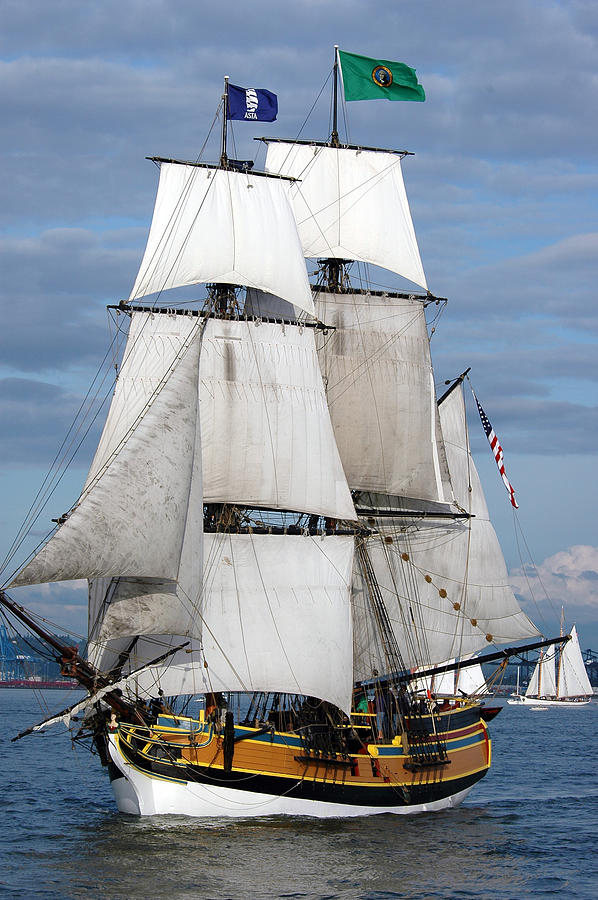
[509,625,592,707]
[526,648,557,699]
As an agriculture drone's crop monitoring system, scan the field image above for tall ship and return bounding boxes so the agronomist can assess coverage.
[1,51,563,817]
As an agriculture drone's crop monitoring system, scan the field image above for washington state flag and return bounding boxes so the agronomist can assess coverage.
[338,50,425,102]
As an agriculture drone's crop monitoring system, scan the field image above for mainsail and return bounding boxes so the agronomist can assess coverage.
[526,648,557,698]
[557,625,592,698]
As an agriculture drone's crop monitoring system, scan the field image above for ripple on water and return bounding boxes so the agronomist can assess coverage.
[1,691,598,900]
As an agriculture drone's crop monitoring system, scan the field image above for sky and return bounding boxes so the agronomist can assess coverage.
[0,0,597,651]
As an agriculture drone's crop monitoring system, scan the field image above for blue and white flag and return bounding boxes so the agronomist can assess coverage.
[227,84,278,122]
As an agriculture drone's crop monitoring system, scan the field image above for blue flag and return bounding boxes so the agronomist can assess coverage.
[227,84,278,122]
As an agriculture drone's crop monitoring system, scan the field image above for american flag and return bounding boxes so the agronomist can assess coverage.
[472,390,518,509]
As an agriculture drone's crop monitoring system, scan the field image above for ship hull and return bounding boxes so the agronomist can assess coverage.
[507,694,591,707]
[105,704,491,818]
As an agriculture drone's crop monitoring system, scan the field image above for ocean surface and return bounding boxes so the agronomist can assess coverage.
[0,688,597,900]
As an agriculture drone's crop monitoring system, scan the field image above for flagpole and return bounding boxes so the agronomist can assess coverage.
[331,45,340,147]
[220,75,229,168]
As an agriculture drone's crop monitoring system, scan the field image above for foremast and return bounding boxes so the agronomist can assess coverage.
[5,82,364,719]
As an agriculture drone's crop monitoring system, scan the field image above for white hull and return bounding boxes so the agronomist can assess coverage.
[108,733,473,819]
[507,694,591,707]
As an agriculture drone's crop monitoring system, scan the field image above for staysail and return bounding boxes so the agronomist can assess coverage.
[11,311,203,588]
[352,382,539,681]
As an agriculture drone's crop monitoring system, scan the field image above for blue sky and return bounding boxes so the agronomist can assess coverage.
[1,0,597,649]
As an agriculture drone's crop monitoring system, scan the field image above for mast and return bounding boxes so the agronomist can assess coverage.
[331,45,340,148]
[556,606,564,697]
[221,75,230,168]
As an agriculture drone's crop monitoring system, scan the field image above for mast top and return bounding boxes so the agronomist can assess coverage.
[437,368,471,406]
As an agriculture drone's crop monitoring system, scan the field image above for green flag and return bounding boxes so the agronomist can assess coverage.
[338,50,425,102]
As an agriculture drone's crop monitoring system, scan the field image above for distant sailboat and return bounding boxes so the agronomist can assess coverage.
[508,626,592,706]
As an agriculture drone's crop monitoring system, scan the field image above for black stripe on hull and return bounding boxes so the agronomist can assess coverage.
[114,736,487,809]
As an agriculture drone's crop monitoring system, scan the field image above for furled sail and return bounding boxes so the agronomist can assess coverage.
[128,162,315,317]
[11,312,203,587]
[200,318,355,519]
[558,625,592,697]
[352,382,538,681]
[264,142,427,289]
[314,291,452,503]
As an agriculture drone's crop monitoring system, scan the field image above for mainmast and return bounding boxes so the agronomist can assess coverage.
[321,45,346,291]
[220,75,231,168]
[331,45,340,148]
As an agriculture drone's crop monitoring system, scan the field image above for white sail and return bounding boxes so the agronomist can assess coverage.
[128,162,315,317]
[199,533,355,714]
[455,662,488,696]
[314,291,451,502]
[200,318,355,520]
[264,142,427,289]
[436,383,539,645]
[89,578,187,643]
[558,625,592,698]
[88,332,204,656]
[526,650,557,698]
[11,312,202,586]
[411,663,455,696]
[352,383,538,680]
[105,533,355,714]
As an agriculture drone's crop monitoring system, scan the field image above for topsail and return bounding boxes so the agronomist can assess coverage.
[129,162,315,316]
[265,141,427,289]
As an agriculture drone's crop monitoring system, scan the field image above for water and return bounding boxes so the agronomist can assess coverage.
[1,689,597,900]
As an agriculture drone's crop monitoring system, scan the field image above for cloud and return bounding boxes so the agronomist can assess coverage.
[510,545,598,609]
[0,228,137,374]
[7,581,88,642]
[1,0,598,634]
[0,377,104,465]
